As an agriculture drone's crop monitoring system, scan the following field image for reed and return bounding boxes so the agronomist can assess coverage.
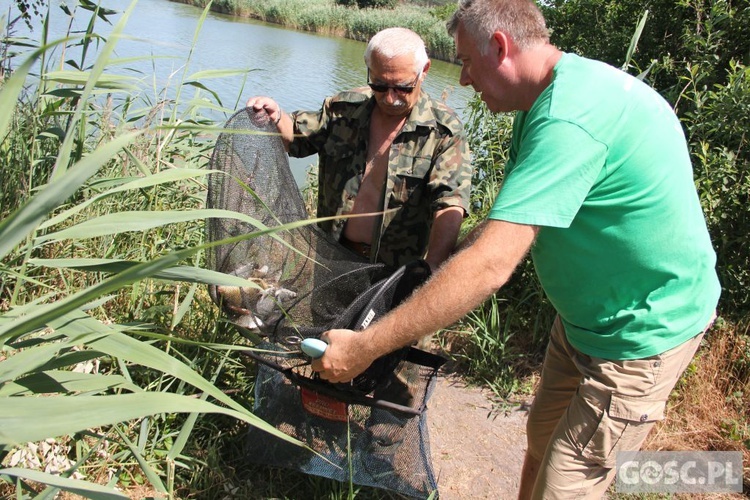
[0,2,316,498]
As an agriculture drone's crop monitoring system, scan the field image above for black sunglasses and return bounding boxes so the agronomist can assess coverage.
[367,68,422,95]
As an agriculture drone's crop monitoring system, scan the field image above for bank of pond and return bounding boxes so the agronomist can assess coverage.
[172,0,459,63]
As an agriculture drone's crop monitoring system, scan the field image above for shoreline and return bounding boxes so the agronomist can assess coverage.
[168,0,460,64]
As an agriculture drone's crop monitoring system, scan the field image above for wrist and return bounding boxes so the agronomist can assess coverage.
[274,107,282,125]
[361,324,388,361]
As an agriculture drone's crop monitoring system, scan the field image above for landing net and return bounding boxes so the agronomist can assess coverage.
[206,108,444,498]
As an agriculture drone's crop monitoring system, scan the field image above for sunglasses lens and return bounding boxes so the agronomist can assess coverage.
[367,69,421,95]
[368,84,415,94]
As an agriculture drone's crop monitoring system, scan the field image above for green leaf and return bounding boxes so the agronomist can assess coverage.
[35,208,267,243]
[0,332,106,385]
[50,1,139,179]
[0,131,142,261]
[0,371,140,397]
[0,343,74,385]
[0,468,127,500]
[42,311,258,415]
[2,217,326,344]
[172,282,198,328]
[167,0,214,121]
[113,426,167,493]
[91,328,256,353]
[0,40,67,140]
[622,10,649,72]
[43,70,140,90]
[0,392,301,449]
[28,259,256,287]
[0,251,183,345]
[38,168,212,230]
[44,88,84,98]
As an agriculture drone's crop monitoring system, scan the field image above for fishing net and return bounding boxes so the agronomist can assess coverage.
[205,108,445,498]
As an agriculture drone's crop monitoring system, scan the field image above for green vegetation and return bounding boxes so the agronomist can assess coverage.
[1,0,748,498]
[540,0,750,320]
[0,2,330,498]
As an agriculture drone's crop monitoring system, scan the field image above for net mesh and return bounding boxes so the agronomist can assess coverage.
[206,108,444,498]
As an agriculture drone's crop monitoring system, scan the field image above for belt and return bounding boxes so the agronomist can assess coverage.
[340,236,372,258]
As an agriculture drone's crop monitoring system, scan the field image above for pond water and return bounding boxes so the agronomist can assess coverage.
[8,0,476,184]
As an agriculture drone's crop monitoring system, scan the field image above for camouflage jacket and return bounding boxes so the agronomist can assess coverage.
[288,87,472,268]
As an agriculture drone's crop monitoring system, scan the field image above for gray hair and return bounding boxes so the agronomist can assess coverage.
[447,0,549,54]
[364,27,429,73]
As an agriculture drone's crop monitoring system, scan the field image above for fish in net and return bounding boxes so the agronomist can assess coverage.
[205,107,445,498]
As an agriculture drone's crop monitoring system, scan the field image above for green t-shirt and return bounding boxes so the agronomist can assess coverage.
[489,53,720,359]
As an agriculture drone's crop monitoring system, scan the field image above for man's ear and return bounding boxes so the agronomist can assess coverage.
[422,59,432,76]
[492,31,509,62]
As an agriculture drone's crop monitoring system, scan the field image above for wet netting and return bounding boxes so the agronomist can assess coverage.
[205,108,445,498]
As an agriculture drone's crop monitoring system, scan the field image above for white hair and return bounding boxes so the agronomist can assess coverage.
[364,27,429,73]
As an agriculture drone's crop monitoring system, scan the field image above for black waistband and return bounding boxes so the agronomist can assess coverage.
[340,236,372,258]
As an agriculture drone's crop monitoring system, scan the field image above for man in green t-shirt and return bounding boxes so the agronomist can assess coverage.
[310,0,721,497]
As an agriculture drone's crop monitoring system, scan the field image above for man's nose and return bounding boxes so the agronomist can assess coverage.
[459,67,472,87]
[384,88,401,102]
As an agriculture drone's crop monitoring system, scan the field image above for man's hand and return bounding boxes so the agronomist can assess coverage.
[245,96,283,125]
[244,95,292,150]
[311,328,378,383]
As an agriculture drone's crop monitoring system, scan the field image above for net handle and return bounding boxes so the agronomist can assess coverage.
[241,347,444,416]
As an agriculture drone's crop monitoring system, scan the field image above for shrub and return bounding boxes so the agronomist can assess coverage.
[543,0,750,321]
[430,3,457,22]
[681,59,750,320]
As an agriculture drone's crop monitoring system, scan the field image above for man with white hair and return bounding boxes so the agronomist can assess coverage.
[247,27,472,271]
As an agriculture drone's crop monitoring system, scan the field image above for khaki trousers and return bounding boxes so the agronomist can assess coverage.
[526,315,712,499]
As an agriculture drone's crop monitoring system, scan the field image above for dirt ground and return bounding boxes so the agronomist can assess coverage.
[427,373,531,499]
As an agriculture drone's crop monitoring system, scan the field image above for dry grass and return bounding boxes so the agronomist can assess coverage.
[642,319,750,495]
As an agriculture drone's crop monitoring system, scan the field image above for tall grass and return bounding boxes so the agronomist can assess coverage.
[0,1,319,498]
